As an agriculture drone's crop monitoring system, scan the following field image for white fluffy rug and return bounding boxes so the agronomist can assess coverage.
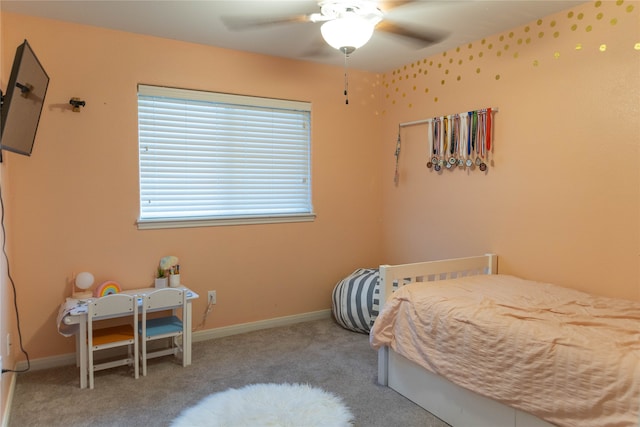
[171,383,354,427]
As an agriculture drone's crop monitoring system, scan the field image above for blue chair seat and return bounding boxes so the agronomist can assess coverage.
[140,316,183,338]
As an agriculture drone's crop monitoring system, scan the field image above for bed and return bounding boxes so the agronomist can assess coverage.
[370,254,640,427]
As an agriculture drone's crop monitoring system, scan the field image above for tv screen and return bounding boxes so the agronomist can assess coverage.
[0,40,50,157]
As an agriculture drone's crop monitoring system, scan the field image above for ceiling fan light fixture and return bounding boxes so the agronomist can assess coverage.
[321,15,374,53]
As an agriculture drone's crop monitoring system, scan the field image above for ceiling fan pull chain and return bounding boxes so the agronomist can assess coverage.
[343,50,349,105]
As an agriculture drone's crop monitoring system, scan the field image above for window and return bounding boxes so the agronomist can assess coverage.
[137,85,313,229]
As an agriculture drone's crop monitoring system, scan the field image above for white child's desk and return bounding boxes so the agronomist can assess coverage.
[58,286,199,389]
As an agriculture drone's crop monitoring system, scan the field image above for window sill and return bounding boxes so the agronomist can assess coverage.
[137,213,316,230]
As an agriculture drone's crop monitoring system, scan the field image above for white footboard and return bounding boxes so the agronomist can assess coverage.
[377,253,497,386]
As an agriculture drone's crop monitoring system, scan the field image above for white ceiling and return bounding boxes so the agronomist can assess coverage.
[1,0,587,73]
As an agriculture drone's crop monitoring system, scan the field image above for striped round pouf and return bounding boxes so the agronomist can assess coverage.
[331,268,380,334]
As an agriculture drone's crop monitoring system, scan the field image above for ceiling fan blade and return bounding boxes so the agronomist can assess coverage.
[378,0,416,13]
[221,14,313,31]
[376,20,447,47]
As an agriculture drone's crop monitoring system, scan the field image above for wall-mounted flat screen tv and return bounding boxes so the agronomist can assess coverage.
[0,40,50,157]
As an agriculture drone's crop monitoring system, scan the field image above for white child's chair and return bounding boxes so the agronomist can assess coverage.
[87,293,139,389]
[139,288,187,376]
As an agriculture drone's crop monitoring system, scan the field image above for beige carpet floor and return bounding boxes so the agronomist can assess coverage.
[9,318,449,427]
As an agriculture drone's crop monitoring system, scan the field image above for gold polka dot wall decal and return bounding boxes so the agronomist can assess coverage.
[537,19,543,26]
[615,0,622,6]
[524,25,530,32]
[518,38,523,45]
[635,43,640,50]
[571,24,578,31]
[476,67,481,74]
[611,18,618,25]
[495,74,501,80]
[595,0,601,7]
[577,12,584,20]
[533,59,539,66]
[441,79,445,85]
[526,37,531,44]
[627,4,634,12]
[468,43,473,49]
[568,11,574,18]
[457,76,461,81]
[469,54,474,61]
[550,20,557,28]
[479,52,484,58]
[586,25,593,32]
[434,97,438,102]
[514,52,519,59]
[488,43,493,49]
[596,12,603,20]
[456,47,460,52]
[504,44,510,50]
[424,88,429,93]
[554,31,560,38]
[600,44,607,51]
[499,35,504,42]
[554,51,560,59]
[497,51,502,57]
[538,32,544,38]
[576,43,583,50]
[458,59,463,65]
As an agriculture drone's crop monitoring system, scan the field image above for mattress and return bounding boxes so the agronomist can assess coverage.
[370,274,640,427]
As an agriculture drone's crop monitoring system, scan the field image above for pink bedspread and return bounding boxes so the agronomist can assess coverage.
[370,274,640,427]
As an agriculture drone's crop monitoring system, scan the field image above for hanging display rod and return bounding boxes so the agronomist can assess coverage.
[399,108,499,128]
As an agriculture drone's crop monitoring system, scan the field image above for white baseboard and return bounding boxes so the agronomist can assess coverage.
[193,309,331,342]
[16,309,333,372]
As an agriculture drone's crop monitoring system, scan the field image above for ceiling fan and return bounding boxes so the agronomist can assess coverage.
[223,0,446,55]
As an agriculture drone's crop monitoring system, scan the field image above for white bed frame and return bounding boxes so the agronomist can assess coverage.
[377,254,554,427]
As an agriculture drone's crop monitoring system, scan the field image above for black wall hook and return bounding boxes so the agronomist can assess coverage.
[69,98,85,112]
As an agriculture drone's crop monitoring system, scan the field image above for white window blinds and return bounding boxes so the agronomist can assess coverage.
[137,85,313,228]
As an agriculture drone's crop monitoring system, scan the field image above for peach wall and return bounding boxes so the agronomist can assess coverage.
[380,1,640,300]
[0,13,384,362]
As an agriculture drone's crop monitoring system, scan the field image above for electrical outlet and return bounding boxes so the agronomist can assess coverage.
[208,290,217,305]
